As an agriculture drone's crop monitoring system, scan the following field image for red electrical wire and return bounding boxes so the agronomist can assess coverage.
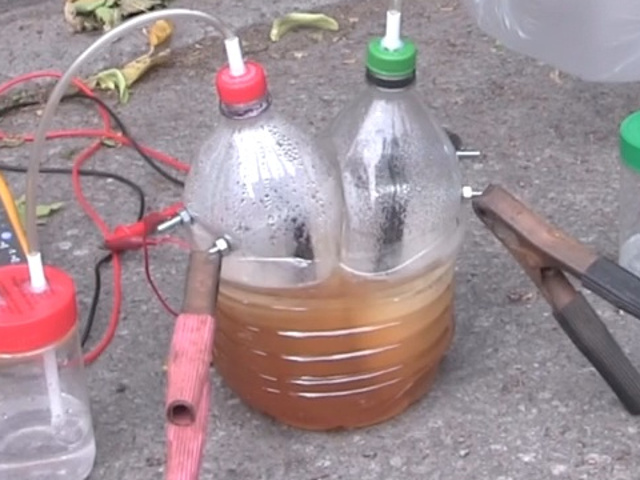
[142,235,179,317]
[0,69,188,173]
[70,141,125,365]
[0,70,190,365]
[0,70,112,132]
[9,129,188,172]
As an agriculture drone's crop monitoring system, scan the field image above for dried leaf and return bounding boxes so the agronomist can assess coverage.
[85,50,170,103]
[14,195,65,227]
[66,0,169,32]
[36,202,65,219]
[100,137,120,148]
[0,136,26,148]
[120,50,170,87]
[270,12,339,42]
[94,5,122,30]
[147,19,174,49]
[120,0,168,16]
[14,195,25,228]
[64,1,90,32]
[86,68,130,103]
[71,0,107,14]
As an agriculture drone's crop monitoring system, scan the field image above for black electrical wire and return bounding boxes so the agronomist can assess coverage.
[73,93,185,187]
[0,91,185,187]
[0,89,181,348]
[0,162,146,347]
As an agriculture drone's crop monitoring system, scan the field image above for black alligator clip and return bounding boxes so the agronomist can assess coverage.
[472,184,640,415]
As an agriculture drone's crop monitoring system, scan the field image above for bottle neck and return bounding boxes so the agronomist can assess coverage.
[365,69,416,91]
[219,94,272,120]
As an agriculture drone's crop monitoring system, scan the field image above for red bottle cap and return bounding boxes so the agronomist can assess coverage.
[215,61,268,106]
[0,264,77,354]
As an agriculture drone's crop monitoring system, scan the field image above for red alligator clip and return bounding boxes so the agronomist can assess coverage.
[104,202,184,252]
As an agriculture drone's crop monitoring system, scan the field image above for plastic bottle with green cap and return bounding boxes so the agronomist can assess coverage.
[321,0,466,424]
[618,110,640,276]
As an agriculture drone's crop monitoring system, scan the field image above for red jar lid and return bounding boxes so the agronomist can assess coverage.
[0,264,77,354]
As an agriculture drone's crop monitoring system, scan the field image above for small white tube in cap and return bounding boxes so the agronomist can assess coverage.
[224,36,246,76]
[27,251,47,292]
[381,3,403,51]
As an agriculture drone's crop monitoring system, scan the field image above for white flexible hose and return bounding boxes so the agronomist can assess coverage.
[25,8,243,290]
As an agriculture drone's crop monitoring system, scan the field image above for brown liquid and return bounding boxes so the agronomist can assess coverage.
[213,262,455,431]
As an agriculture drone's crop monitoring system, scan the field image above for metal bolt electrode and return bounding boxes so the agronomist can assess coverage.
[157,209,193,234]
[462,185,483,199]
[208,237,231,257]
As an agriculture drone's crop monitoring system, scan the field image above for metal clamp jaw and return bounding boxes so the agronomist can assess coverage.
[473,184,640,415]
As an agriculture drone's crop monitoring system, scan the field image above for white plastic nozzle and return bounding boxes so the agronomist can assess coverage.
[224,36,246,76]
[27,251,47,293]
[381,6,403,51]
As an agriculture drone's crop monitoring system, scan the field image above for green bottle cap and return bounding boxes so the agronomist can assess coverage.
[366,37,417,79]
[620,111,640,173]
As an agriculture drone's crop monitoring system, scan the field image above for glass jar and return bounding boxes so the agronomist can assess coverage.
[0,265,96,480]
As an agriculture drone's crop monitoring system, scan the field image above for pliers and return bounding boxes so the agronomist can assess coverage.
[472,184,640,414]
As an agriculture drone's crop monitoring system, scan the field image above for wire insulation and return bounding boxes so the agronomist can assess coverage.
[0,72,188,364]
[26,9,238,259]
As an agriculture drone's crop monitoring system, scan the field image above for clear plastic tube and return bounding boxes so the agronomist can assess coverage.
[390,0,402,12]
[43,349,64,428]
[25,8,242,287]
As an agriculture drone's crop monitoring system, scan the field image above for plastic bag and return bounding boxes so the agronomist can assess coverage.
[464,0,640,83]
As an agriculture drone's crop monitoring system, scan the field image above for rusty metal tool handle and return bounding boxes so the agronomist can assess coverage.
[471,185,599,276]
[544,269,640,414]
[583,257,640,320]
[165,250,222,426]
[166,376,211,480]
[166,314,216,425]
[472,185,640,413]
[553,292,640,415]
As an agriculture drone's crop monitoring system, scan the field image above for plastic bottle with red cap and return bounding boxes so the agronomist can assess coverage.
[181,56,345,429]
[0,264,96,480]
[182,58,342,286]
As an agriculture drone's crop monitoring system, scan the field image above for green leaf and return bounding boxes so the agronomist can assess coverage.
[36,202,65,219]
[87,68,130,103]
[14,195,65,227]
[100,137,120,148]
[14,195,25,228]
[270,12,339,42]
[94,5,121,30]
[120,0,168,16]
[72,0,108,14]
